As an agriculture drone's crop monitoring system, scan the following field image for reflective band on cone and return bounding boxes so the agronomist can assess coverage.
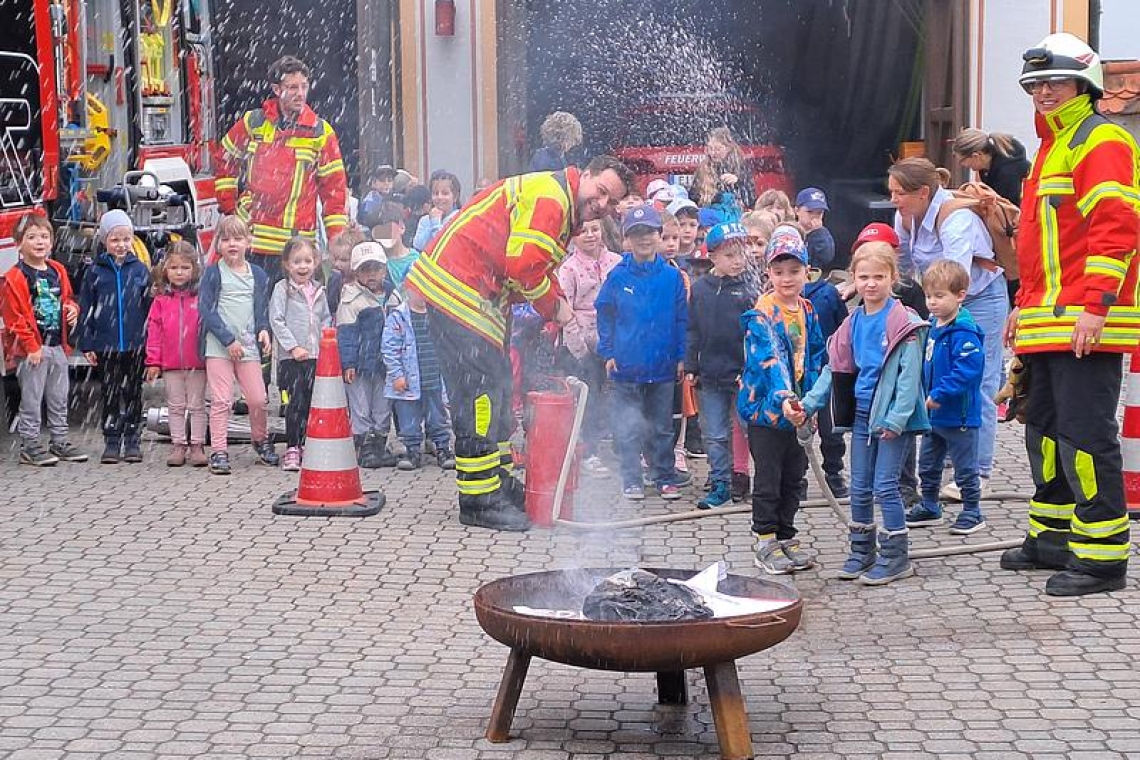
[1123,354,1140,520]
[273,327,385,517]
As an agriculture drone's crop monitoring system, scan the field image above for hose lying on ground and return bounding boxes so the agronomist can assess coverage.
[550,381,1022,558]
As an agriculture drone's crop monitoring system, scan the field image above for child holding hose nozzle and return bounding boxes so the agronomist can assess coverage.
[737,227,825,574]
[792,242,930,585]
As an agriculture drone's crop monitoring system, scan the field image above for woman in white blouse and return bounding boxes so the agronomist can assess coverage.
[888,157,1009,494]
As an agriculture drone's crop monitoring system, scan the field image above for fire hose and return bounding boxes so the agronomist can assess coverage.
[549,377,1023,558]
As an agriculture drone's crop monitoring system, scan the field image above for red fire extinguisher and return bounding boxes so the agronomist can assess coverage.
[523,380,581,527]
[435,0,456,36]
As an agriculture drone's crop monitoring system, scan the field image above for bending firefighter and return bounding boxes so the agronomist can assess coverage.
[1004,33,1140,596]
[406,157,634,531]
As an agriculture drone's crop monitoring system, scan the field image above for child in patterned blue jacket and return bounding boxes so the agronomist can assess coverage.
[737,229,825,575]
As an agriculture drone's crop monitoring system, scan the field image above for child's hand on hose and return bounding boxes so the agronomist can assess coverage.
[782,397,807,427]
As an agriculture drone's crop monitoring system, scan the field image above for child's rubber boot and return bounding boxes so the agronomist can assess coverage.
[101,436,122,464]
[122,435,143,463]
[858,529,914,586]
[837,522,878,580]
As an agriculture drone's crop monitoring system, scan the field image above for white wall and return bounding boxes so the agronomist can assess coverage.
[405,0,491,196]
[1099,0,1140,60]
[971,0,1054,150]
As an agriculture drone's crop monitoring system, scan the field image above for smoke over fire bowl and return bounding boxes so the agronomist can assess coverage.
[474,568,803,759]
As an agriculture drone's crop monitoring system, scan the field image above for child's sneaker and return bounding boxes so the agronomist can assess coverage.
[658,482,682,500]
[623,484,645,501]
[673,447,688,473]
[281,446,302,472]
[254,441,279,466]
[731,472,750,502]
[397,450,422,471]
[100,440,121,464]
[949,512,987,535]
[941,476,990,502]
[754,535,794,575]
[122,440,143,463]
[582,455,609,474]
[209,451,231,475]
[697,481,732,510]
[780,540,816,571]
[49,441,88,463]
[666,469,692,488]
[905,503,944,527]
[20,444,59,467]
[436,448,456,470]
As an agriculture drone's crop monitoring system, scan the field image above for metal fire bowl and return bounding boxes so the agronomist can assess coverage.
[474,568,802,673]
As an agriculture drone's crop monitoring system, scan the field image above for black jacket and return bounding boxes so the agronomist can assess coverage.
[685,272,758,389]
[981,139,1031,206]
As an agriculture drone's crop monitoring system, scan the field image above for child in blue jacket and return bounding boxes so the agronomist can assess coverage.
[382,296,455,471]
[803,259,849,498]
[595,204,689,501]
[738,231,825,575]
[77,210,152,463]
[798,242,930,586]
[905,260,986,534]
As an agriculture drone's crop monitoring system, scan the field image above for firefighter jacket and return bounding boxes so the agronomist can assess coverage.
[216,99,348,256]
[406,169,579,346]
[1014,95,1140,354]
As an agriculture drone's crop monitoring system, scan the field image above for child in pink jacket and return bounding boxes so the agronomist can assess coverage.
[144,243,208,467]
[556,217,622,472]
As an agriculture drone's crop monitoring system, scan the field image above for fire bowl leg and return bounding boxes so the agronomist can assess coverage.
[703,660,754,760]
[656,671,689,705]
[486,648,531,742]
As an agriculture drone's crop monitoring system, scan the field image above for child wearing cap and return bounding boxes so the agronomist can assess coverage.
[77,209,152,464]
[737,230,826,574]
[686,223,760,508]
[595,204,690,501]
[795,187,836,271]
[337,241,398,469]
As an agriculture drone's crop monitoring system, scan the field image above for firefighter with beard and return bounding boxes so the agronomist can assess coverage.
[1002,33,1140,596]
[406,156,634,531]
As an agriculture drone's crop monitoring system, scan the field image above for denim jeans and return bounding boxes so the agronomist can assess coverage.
[612,381,675,489]
[849,409,914,531]
[697,386,737,485]
[963,276,1009,477]
[920,426,981,513]
[394,387,452,452]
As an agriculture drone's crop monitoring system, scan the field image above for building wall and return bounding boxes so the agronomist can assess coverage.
[398,0,498,194]
[970,0,1090,150]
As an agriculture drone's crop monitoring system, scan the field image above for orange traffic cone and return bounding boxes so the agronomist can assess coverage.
[1123,354,1140,520]
[273,328,385,517]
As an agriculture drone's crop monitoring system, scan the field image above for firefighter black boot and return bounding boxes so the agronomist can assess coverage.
[459,491,531,532]
[1045,569,1127,596]
[1000,531,1071,571]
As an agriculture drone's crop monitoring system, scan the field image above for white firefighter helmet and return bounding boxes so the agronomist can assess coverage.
[1019,32,1104,97]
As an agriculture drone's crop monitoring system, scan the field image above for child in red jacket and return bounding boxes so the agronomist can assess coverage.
[0,214,86,466]
[144,242,208,467]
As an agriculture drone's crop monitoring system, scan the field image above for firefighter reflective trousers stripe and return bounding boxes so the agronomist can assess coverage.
[1023,351,1130,577]
[429,308,513,501]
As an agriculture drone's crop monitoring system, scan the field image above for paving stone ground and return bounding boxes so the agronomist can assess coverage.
[2,416,1139,759]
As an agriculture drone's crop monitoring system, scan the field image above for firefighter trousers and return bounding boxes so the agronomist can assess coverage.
[1022,351,1130,578]
[429,308,514,503]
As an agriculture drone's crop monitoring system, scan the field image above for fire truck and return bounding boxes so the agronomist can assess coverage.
[1,0,221,277]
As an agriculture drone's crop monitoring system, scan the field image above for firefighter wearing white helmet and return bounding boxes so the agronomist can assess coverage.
[1003,32,1140,596]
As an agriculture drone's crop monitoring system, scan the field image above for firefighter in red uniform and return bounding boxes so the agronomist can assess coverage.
[407,156,634,531]
[216,56,348,282]
[1002,33,1140,596]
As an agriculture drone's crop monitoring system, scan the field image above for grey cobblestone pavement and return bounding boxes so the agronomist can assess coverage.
[2,418,1139,759]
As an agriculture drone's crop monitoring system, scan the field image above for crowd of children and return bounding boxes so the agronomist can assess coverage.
[2,153,995,588]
